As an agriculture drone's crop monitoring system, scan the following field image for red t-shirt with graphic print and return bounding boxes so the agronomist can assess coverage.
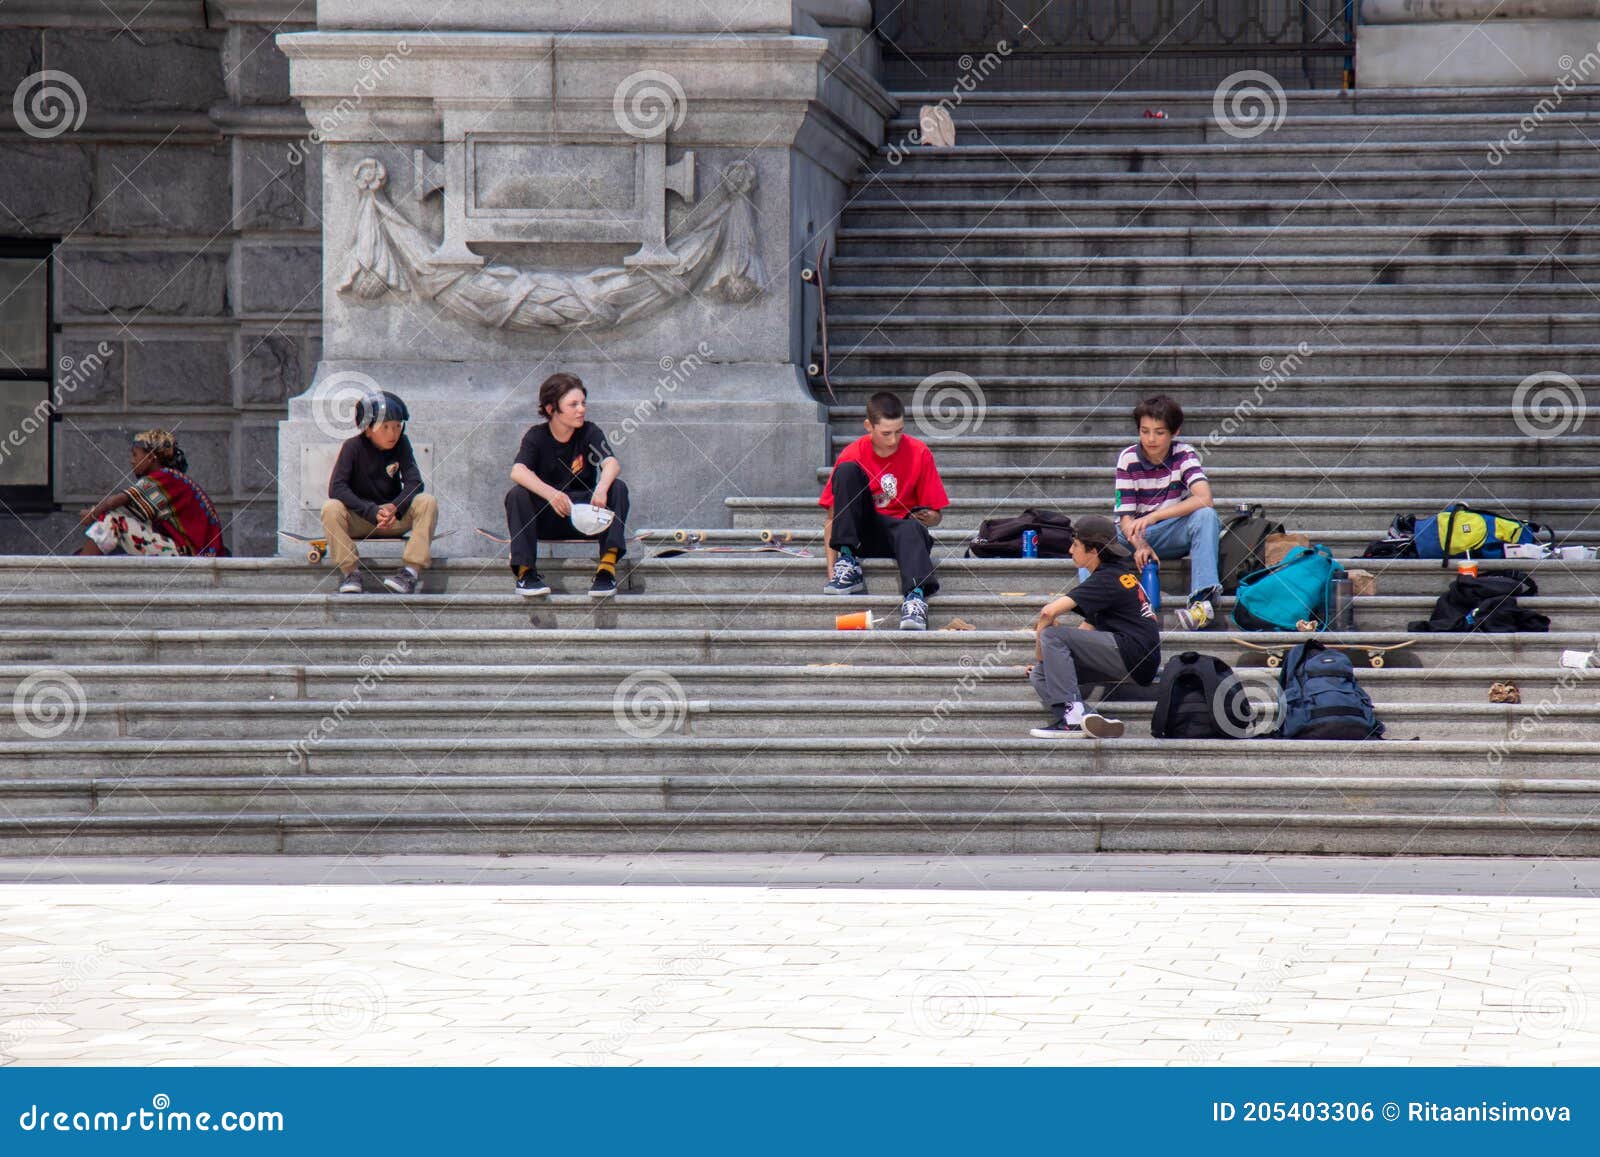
[818,434,949,520]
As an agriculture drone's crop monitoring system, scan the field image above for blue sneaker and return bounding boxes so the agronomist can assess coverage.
[898,591,928,631]
[824,557,866,595]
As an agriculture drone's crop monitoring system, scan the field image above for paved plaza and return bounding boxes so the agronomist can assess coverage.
[0,855,1594,1065]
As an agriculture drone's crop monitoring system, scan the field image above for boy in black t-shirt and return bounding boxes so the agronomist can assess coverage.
[1029,515,1161,739]
[504,372,630,598]
[321,390,438,595]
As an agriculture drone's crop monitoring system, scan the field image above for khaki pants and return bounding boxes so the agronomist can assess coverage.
[320,494,437,572]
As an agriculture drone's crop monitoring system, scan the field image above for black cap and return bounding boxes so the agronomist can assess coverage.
[1074,514,1132,560]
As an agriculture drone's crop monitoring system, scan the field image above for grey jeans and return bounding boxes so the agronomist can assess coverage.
[1030,625,1131,709]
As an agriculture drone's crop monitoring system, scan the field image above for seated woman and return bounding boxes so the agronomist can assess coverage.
[76,429,226,557]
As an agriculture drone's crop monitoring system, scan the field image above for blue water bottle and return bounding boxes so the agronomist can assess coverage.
[1021,530,1038,558]
[1140,559,1161,611]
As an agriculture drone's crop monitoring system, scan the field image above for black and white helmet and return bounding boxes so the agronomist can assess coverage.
[355,390,410,430]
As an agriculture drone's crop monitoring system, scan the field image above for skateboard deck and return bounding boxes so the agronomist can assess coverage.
[638,529,813,559]
[283,528,453,564]
[801,238,835,401]
[1231,637,1422,669]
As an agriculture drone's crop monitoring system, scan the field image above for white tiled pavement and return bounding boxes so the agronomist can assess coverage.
[0,854,1596,1065]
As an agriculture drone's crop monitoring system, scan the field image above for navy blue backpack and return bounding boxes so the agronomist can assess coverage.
[1275,640,1385,740]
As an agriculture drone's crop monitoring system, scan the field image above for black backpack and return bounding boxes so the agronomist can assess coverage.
[1276,641,1385,740]
[1150,652,1256,739]
[1217,505,1285,594]
[965,508,1074,558]
[1408,570,1551,633]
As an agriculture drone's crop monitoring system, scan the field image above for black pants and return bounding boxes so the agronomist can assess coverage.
[826,461,939,596]
[504,480,630,572]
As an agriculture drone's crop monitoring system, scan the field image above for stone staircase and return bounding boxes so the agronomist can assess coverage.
[8,88,1600,856]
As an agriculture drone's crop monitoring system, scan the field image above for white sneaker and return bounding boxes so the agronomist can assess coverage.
[1177,599,1214,631]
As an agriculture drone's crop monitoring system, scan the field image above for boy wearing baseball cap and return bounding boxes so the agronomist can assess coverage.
[1029,514,1162,739]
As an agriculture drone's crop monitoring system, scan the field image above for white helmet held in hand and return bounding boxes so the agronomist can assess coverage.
[569,503,615,536]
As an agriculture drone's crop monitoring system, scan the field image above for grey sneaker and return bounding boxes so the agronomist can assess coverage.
[824,557,866,595]
[1082,712,1126,739]
[382,566,420,595]
[337,571,364,595]
[898,591,928,631]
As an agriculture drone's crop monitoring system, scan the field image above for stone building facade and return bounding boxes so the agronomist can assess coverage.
[0,0,319,556]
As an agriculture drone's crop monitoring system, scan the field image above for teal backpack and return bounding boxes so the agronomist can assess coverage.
[1231,544,1345,631]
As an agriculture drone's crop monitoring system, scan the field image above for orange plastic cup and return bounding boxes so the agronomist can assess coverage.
[1458,563,1479,578]
[835,610,875,630]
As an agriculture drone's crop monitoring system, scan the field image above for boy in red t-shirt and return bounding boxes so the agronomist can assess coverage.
[818,391,950,630]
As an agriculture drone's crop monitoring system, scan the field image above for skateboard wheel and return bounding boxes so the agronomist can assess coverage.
[673,530,691,544]
[1370,655,1385,668]
[807,362,821,377]
[801,268,816,282]
[307,548,322,564]
[1266,655,1282,668]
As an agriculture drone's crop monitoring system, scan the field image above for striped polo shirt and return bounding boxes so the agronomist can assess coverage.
[1113,440,1208,517]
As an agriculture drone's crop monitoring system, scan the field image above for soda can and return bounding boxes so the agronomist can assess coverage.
[1140,559,1161,611]
[1021,530,1038,558]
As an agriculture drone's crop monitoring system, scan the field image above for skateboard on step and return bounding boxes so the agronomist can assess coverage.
[639,529,814,559]
[1231,637,1421,669]
[280,528,454,565]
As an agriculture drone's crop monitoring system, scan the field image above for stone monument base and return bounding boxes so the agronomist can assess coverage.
[278,360,825,554]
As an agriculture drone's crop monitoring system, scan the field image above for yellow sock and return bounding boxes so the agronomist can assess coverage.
[515,565,529,579]
[596,548,619,576]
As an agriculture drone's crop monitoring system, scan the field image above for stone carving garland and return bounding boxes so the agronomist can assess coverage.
[338,157,766,331]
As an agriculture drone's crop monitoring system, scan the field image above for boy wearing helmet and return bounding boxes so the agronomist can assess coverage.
[321,390,438,594]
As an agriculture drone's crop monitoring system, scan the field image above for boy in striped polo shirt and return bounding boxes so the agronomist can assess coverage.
[1114,395,1223,630]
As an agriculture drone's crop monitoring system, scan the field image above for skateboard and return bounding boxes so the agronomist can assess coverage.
[1231,637,1422,670]
[283,528,454,564]
[640,529,814,559]
[800,238,835,401]
[475,527,653,554]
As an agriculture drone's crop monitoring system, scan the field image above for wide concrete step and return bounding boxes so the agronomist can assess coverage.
[845,198,1600,231]
[828,312,1600,347]
[884,112,1600,146]
[8,771,1600,822]
[5,735,1595,779]
[835,224,1600,259]
[821,376,1586,408]
[825,344,1600,377]
[5,805,1600,855]
[831,432,1600,469]
[826,283,1600,317]
[873,140,1595,174]
[857,168,1600,204]
[9,628,1588,667]
[5,661,1593,707]
[811,464,1596,502]
[729,496,1600,534]
[33,696,1600,741]
[832,403,1568,438]
[17,552,1581,601]
[9,587,1600,632]
[826,252,1600,288]
[886,89,1600,118]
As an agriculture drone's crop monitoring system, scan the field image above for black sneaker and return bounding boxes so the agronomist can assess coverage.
[1029,717,1085,739]
[337,571,364,595]
[589,570,617,599]
[516,570,551,598]
[382,566,420,595]
[824,557,866,595]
